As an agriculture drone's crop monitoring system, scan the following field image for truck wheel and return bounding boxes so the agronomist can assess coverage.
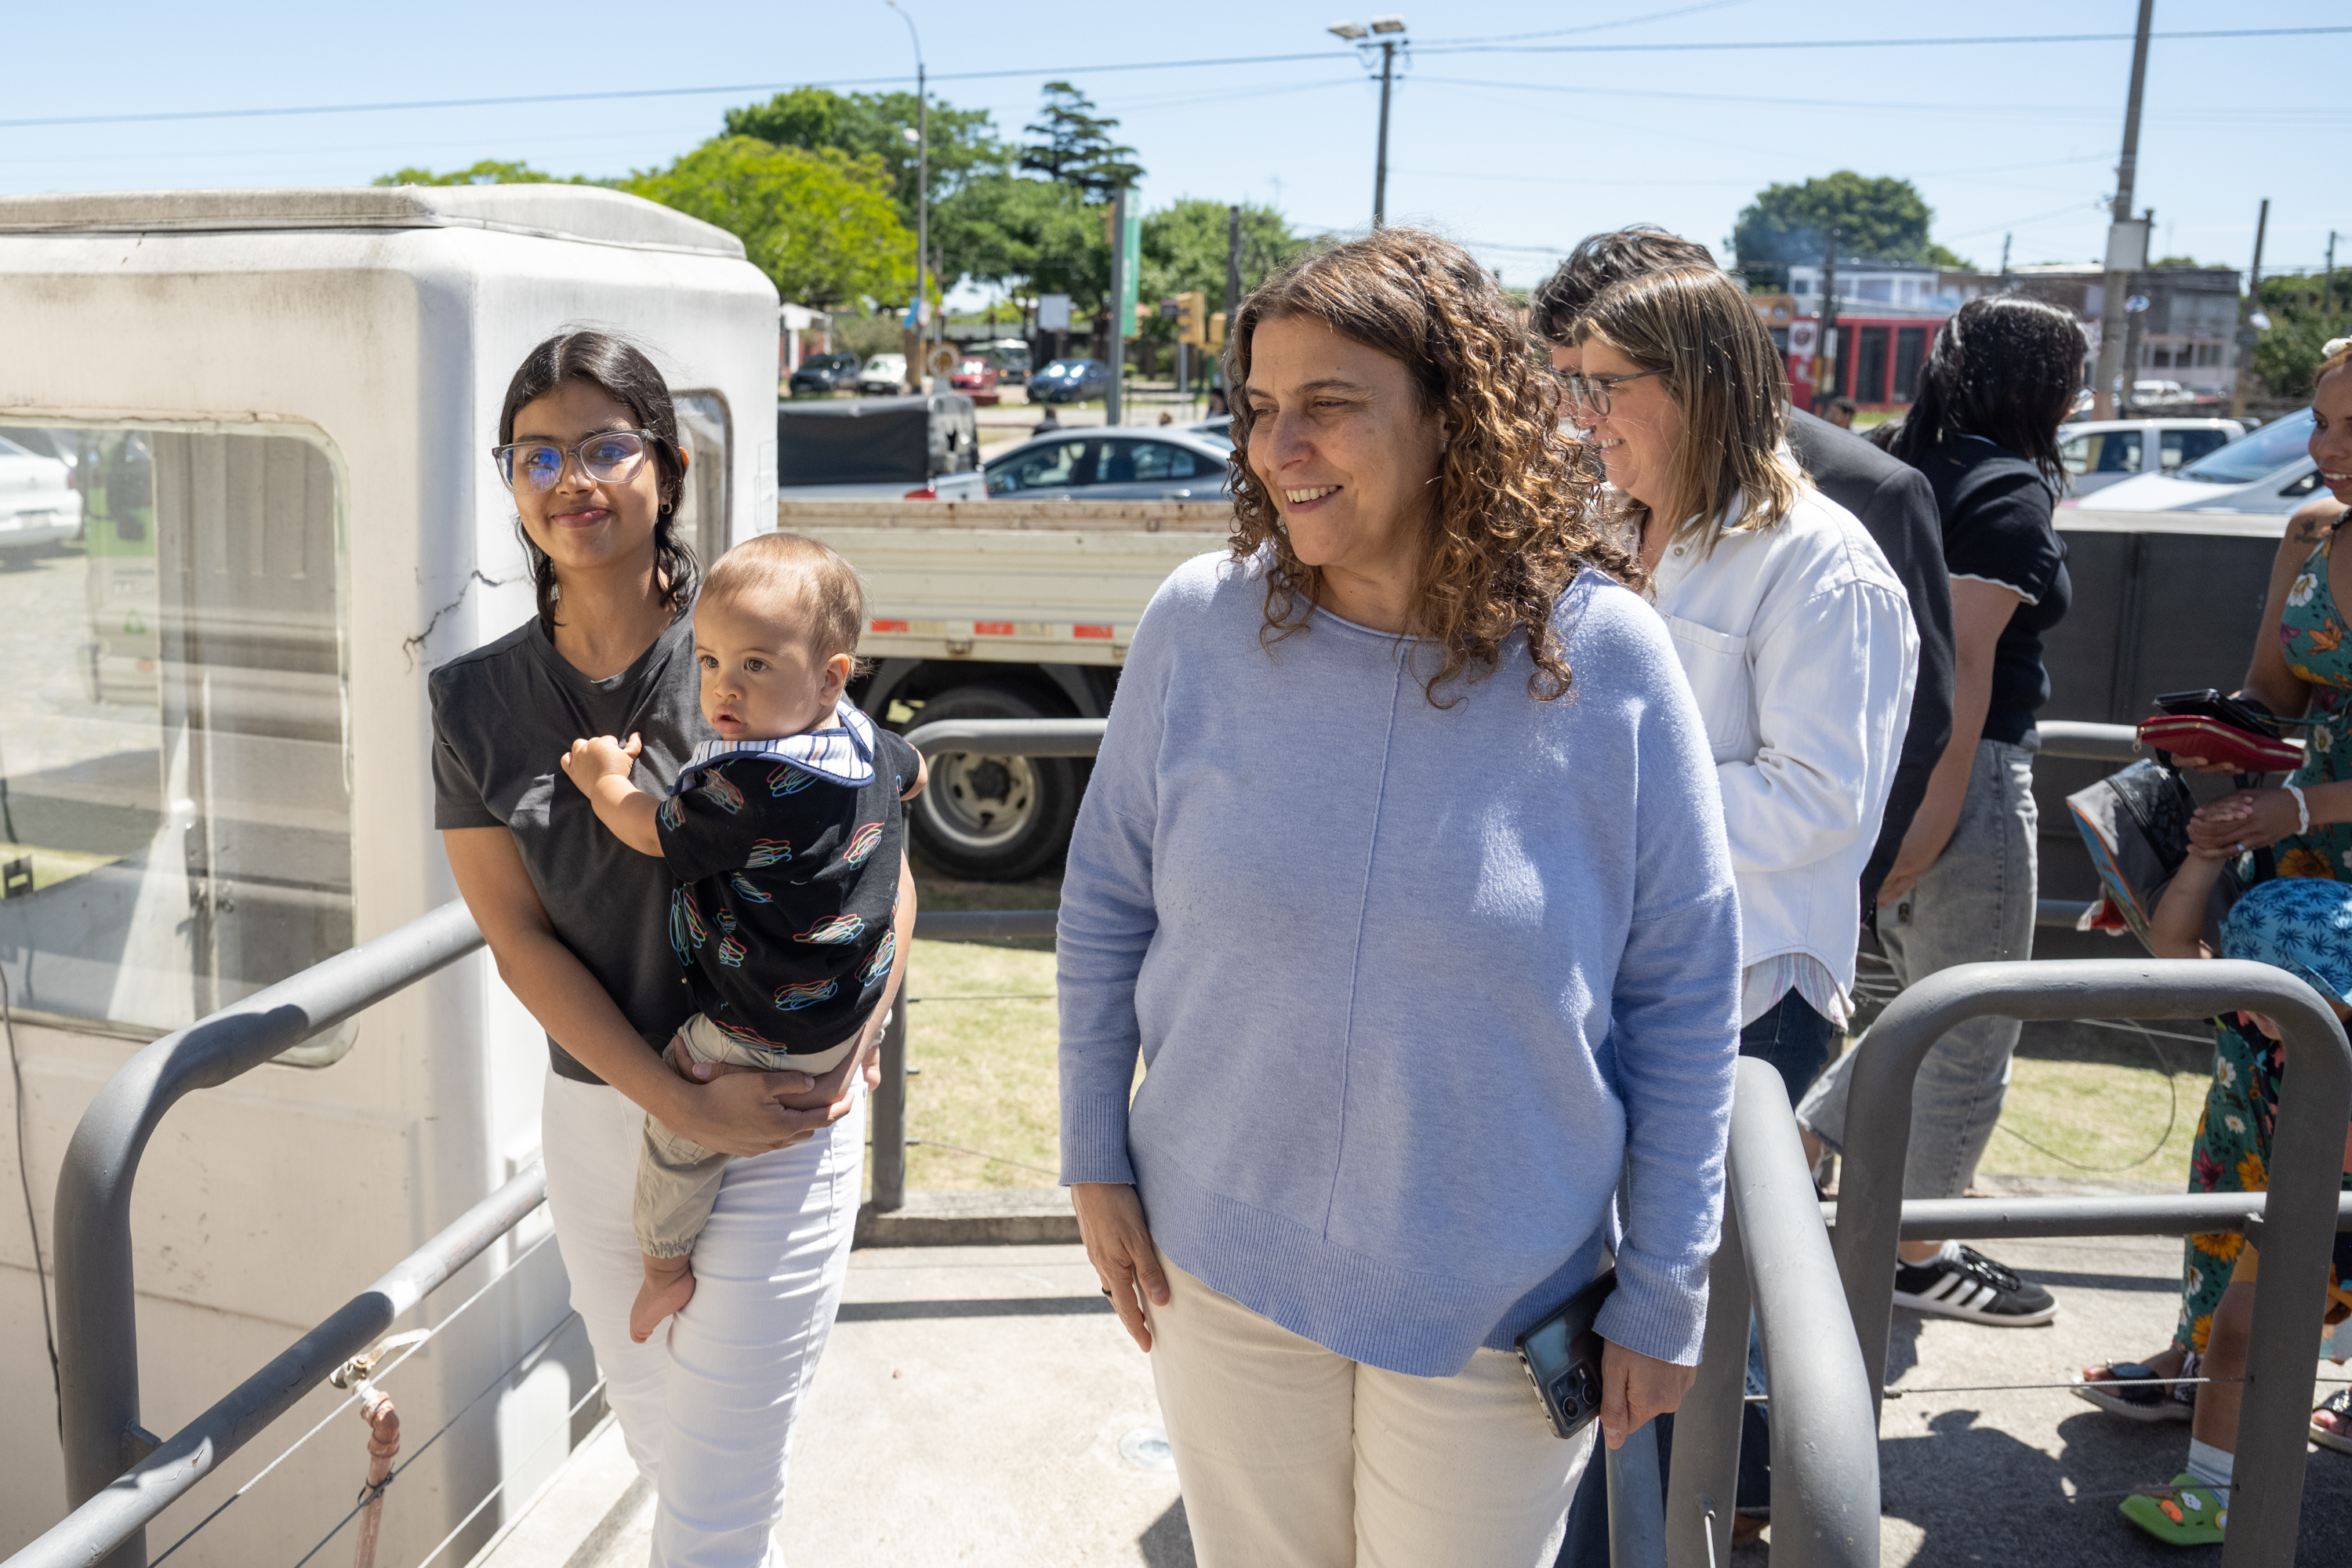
[904,684,1082,882]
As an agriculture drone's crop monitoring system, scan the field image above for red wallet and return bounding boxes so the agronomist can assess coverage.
[2134,713,2303,773]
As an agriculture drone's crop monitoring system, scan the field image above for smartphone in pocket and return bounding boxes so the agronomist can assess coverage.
[1515,1267,1615,1439]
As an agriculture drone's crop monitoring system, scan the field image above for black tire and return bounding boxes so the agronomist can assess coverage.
[903,684,1082,881]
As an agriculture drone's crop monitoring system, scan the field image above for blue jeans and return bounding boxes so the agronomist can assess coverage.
[1740,989,1838,1108]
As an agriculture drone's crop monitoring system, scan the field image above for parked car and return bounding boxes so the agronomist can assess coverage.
[787,351,862,397]
[979,338,1033,383]
[949,358,1000,394]
[2059,417,2247,498]
[1189,414,1234,447]
[778,393,986,500]
[0,432,85,563]
[1028,357,1110,405]
[984,430,1234,501]
[2062,408,2321,514]
[857,353,909,394]
[2130,379,2195,408]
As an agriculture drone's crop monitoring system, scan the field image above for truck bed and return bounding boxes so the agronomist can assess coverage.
[780,499,1232,666]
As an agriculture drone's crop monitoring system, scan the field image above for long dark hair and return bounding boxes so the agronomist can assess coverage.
[496,331,696,631]
[1888,295,2086,491]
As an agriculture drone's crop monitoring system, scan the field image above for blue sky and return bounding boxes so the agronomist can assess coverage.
[5,0,2345,292]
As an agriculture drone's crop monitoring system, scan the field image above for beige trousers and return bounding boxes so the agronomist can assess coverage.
[633,1012,858,1258]
[1147,1256,1592,1568]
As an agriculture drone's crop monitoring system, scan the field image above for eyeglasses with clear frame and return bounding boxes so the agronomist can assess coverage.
[491,428,663,492]
[1549,366,1668,420]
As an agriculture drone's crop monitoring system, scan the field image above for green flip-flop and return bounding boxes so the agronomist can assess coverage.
[2119,1474,2227,1546]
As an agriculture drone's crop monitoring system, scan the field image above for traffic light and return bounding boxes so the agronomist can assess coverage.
[1175,292,1207,347]
[1207,310,1227,350]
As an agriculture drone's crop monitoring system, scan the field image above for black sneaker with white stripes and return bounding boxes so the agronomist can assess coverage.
[1891,1243,2057,1327]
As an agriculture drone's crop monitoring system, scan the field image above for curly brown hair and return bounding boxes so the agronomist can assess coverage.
[1223,227,1634,706]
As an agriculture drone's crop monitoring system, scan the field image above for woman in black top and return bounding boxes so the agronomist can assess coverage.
[1795,296,2088,1327]
[432,332,893,1560]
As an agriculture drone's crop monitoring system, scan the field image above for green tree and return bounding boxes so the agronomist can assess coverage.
[1732,172,1943,280]
[1136,198,1312,343]
[2251,269,2352,398]
[723,86,1003,230]
[1019,82,1144,201]
[626,136,913,311]
[935,173,1109,310]
[373,158,585,187]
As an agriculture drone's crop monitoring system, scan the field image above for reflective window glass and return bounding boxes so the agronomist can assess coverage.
[0,423,350,1037]
[987,439,1093,494]
[1128,442,1201,481]
[2161,428,2230,471]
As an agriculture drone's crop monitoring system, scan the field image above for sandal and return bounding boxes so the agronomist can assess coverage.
[2118,1475,2227,1546]
[2313,1388,2352,1456]
[2073,1358,2195,1423]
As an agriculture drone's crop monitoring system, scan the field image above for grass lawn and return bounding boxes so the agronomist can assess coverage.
[890,869,2227,1193]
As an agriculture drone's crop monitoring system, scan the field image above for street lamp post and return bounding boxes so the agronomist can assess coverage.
[888,1,928,394]
[1330,16,1406,230]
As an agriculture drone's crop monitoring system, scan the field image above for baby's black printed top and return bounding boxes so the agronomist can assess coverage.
[656,701,918,1055]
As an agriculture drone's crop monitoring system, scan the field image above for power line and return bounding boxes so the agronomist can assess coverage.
[4,26,2344,132]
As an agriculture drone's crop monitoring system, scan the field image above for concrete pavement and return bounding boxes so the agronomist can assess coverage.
[471,1189,2352,1566]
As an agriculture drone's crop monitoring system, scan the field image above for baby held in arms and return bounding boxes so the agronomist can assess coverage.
[561,532,924,1341]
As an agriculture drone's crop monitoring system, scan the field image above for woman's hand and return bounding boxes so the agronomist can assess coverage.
[1597,1339,1697,1450]
[2188,789,2301,855]
[659,1055,850,1158]
[1073,1182,1168,1352]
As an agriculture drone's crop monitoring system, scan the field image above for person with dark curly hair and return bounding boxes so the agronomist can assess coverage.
[1056,230,1744,1563]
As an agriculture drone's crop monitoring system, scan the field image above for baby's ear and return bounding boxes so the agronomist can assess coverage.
[824,652,856,696]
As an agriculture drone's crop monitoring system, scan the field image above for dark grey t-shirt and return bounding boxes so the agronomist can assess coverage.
[430,609,713,1083]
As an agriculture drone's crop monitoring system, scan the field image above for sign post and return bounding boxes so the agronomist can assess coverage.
[1106,188,1134,426]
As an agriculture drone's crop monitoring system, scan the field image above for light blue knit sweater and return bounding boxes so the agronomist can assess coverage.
[1057,552,1743,1377]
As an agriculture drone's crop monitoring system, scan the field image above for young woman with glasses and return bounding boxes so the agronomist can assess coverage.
[1566,266,1919,1112]
[433,331,890,1562]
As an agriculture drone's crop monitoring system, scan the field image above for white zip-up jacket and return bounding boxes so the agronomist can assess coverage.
[1648,484,1919,1007]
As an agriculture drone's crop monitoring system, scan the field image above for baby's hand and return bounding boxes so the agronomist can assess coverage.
[560,733,643,790]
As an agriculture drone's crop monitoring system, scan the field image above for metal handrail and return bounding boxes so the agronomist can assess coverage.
[53,899,485,1568]
[1667,1059,1881,1568]
[1834,959,2352,1568]
[2036,719,2142,764]
[11,1165,545,1568]
[869,717,1107,1212]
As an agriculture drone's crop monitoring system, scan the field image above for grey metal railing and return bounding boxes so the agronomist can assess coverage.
[872,716,1106,1212]
[1834,959,2352,1568]
[1667,1058,1882,1568]
[46,899,487,1568]
[13,1163,543,1568]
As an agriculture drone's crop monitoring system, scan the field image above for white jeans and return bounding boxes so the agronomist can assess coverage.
[1147,1255,1589,1567]
[542,1068,864,1567]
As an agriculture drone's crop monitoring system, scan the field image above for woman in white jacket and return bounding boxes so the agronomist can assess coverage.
[1565,265,1918,1103]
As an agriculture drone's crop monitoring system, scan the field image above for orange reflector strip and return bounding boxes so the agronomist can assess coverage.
[1073,625,1115,639]
[974,621,1016,636]
[870,619,909,633]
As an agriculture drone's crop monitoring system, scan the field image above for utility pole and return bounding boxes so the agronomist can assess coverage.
[2121,209,2153,412]
[1331,18,1407,230]
[2328,230,2341,328]
[2232,198,2269,420]
[1815,227,1842,414]
[1999,232,2013,284]
[1107,187,1130,428]
[888,2,928,394]
[2092,0,2155,418]
[1225,203,1243,328]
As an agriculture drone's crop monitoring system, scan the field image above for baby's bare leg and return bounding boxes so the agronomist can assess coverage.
[632,1252,698,1345]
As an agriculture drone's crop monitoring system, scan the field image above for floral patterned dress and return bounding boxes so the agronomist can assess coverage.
[2274,528,2352,880]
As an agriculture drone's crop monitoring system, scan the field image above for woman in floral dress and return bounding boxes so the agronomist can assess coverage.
[2073,343,2352,1439]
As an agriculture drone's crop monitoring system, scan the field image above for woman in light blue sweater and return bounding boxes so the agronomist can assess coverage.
[1058,230,1743,1566]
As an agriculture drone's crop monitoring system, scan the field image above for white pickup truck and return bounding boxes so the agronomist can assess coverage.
[786,497,1229,879]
